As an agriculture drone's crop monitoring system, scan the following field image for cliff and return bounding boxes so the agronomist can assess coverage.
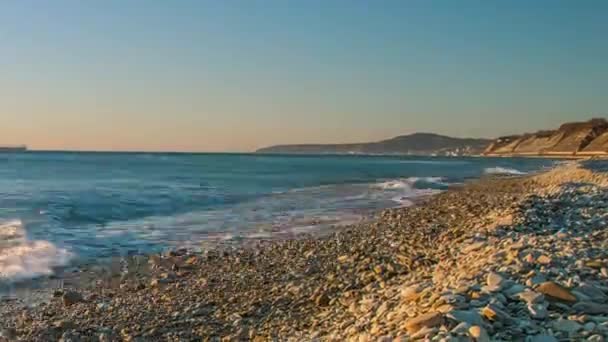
[257,133,491,156]
[484,118,608,157]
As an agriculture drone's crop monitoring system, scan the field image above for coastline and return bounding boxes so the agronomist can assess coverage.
[2,161,608,341]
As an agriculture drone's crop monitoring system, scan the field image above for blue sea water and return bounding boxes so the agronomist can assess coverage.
[0,152,555,281]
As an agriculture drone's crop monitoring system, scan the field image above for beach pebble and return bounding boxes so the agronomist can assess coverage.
[537,282,577,303]
[0,328,17,341]
[553,319,583,333]
[486,272,506,291]
[519,291,545,304]
[528,303,548,319]
[469,325,490,342]
[447,310,485,326]
[482,304,511,322]
[451,322,471,334]
[404,312,443,333]
[62,291,84,306]
[574,302,608,315]
[526,335,558,342]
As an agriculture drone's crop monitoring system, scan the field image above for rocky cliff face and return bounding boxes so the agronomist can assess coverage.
[484,119,608,157]
[583,131,608,154]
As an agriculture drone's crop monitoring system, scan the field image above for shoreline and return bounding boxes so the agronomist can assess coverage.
[2,161,608,340]
[0,192,431,302]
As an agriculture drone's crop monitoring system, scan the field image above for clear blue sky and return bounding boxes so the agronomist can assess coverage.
[1,1,607,151]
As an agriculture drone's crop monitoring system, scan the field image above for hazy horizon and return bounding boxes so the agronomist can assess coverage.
[2,1,607,152]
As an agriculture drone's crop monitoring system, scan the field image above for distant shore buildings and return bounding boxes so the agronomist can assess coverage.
[0,145,27,152]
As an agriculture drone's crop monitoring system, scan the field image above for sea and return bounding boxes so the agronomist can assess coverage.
[0,152,556,283]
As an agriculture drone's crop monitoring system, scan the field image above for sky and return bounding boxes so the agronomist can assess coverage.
[1,1,607,152]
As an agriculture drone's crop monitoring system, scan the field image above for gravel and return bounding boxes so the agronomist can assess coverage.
[1,161,608,341]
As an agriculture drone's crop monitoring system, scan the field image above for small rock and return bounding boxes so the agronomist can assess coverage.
[537,281,577,303]
[314,293,331,307]
[528,303,548,319]
[526,274,547,287]
[537,255,552,265]
[62,291,84,306]
[576,285,608,303]
[401,284,423,302]
[586,260,605,269]
[553,319,582,333]
[150,278,172,287]
[185,256,198,265]
[487,272,505,291]
[54,320,75,329]
[574,302,608,315]
[410,326,439,340]
[447,310,484,326]
[98,331,117,342]
[526,335,557,342]
[60,331,81,342]
[0,328,17,340]
[469,325,490,342]
[504,284,526,297]
[482,304,511,322]
[451,322,471,334]
[519,291,545,304]
[584,322,597,332]
[404,312,443,334]
[463,241,486,253]
[587,334,604,342]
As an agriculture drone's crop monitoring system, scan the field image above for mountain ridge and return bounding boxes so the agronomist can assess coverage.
[256,133,492,156]
[258,118,608,157]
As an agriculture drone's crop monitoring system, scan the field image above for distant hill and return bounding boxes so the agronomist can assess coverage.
[256,133,491,156]
[484,118,608,157]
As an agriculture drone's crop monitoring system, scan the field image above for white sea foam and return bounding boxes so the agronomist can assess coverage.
[484,167,527,175]
[376,177,447,190]
[374,177,446,207]
[376,179,414,190]
[0,220,72,282]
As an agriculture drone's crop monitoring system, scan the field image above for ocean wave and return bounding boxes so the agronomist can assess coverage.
[0,219,72,282]
[375,177,447,190]
[484,167,527,175]
[396,160,471,165]
[373,177,446,208]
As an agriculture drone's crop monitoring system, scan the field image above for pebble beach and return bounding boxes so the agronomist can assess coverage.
[2,160,608,341]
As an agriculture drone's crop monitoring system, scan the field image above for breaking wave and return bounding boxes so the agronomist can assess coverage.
[0,220,72,282]
[374,177,446,206]
[376,177,448,190]
[484,167,527,175]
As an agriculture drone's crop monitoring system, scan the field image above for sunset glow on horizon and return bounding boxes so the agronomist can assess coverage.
[1,1,607,152]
